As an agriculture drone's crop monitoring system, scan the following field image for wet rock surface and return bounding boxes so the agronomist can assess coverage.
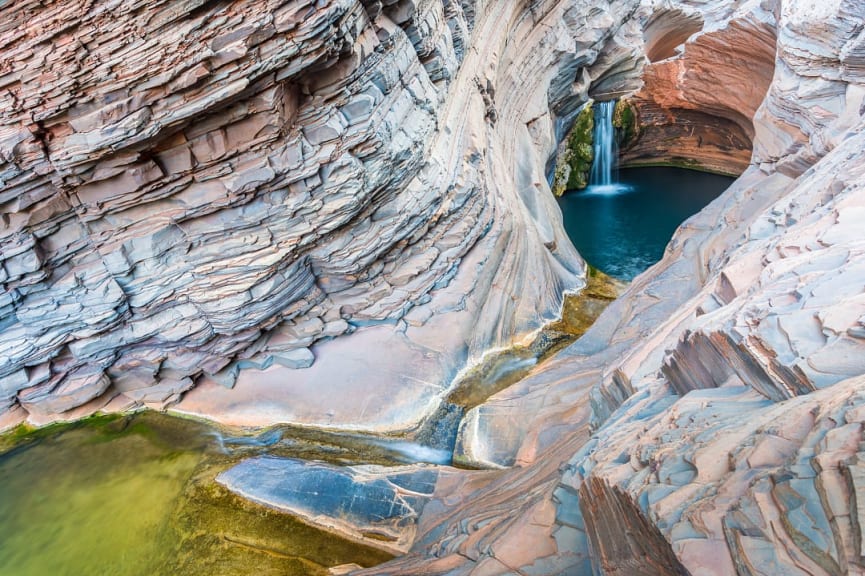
[3,0,865,574]
[217,456,442,553]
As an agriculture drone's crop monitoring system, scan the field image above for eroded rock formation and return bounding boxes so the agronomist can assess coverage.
[4,0,865,574]
[0,0,646,431]
[619,2,777,175]
[364,0,865,574]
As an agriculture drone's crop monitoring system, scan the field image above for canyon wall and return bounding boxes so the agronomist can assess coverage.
[0,0,645,431]
[358,0,865,574]
[4,0,865,574]
[618,2,777,175]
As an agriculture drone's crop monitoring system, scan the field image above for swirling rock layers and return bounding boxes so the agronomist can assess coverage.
[0,0,610,430]
[357,0,865,574]
[619,3,777,176]
[4,0,865,574]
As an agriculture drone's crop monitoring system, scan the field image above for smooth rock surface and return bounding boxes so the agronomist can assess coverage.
[620,2,778,175]
[217,456,443,553]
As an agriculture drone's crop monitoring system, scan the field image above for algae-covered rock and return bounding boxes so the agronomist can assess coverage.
[613,98,638,147]
[553,102,595,195]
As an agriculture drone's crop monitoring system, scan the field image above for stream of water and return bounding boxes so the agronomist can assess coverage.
[588,100,620,190]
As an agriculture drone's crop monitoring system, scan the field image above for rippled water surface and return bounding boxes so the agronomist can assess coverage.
[558,167,734,280]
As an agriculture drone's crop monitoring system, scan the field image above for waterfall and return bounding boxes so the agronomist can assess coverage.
[589,100,619,188]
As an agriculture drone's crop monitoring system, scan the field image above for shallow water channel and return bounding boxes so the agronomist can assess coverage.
[0,254,625,575]
[0,413,395,576]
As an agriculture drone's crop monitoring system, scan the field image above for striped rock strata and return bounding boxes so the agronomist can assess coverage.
[355,0,865,574]
[5,0,865,573]
[0,0,644,430]
[619,1,777,176]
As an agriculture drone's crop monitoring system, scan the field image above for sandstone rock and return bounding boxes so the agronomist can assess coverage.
[357,0,865,573]
[1,0,595,429]
[619,3,777,176]
[4,0,865,574]
[19,365,110,415]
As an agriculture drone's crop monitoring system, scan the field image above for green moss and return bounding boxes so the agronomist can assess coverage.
[0,416,102,455]
[565,104,595,190]
[547,266,626,337]
[613,99,638,147]
[0,423,59,455]
[553,101,595,195]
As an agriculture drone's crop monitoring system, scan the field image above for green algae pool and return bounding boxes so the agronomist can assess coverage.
[0,413,393,576]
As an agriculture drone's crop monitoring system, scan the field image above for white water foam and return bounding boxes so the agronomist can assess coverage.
[374,440,453,465]
[582,183,633,196]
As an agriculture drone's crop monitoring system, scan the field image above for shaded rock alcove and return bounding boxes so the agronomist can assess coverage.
[619,5,778,176]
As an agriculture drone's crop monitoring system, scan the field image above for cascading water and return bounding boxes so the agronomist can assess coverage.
[588,100,624,192]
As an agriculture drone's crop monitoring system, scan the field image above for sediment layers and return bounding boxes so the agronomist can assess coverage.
[619,3,777,175]
[0,0,647,430]
[4,0,865,573]
[358,0,865,573]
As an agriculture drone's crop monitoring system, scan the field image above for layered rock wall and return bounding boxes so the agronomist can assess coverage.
[5,0,865,573]
[0,0,624,429]
[619,2,777,175]
[358,0,865,574]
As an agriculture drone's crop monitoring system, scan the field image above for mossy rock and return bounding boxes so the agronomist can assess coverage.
[566,168,587,191]
[613,99,638,147]
[546,266,626,337]
[575,141,593,162]
[553,101,594,194]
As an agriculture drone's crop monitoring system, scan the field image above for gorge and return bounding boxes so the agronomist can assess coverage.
[1,0,865,575]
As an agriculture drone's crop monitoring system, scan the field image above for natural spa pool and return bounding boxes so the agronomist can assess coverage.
[558,166,735,281]
[0,413,394,576]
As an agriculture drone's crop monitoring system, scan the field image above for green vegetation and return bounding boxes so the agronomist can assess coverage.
[565,104,595,189]
[553,101,595,195]
[613,98,638,146]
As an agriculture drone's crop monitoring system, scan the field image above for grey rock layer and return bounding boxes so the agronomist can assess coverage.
[0,0,651,430]
[217,456,443,553]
